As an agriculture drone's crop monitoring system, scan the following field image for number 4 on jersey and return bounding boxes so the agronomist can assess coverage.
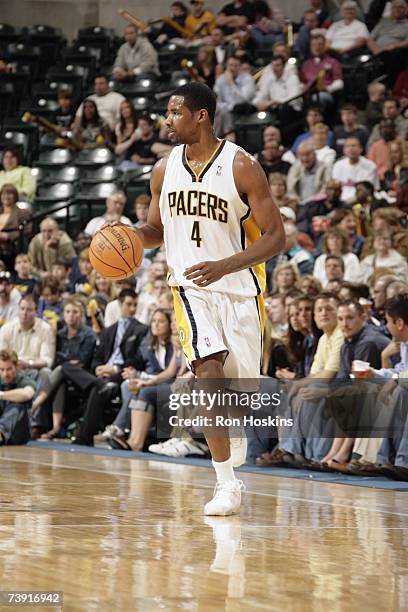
[191,221,202,247]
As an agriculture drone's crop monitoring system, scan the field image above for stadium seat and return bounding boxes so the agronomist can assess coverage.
[6,42,41,80]
[76,26,115,64]
[234,112,275,154]
[41,166,80,185]
[35,149,75,168]
[132,96,154,112]
[31,167,45,186]
[63,47,97,74]
[116,76,158,97]
[75,148,115,168]
[79,165,120,184]
[0,131,30,161]
[123,170,152,203]
[0,24,22,46]
[35,182,75,205]
[0,83,15,123]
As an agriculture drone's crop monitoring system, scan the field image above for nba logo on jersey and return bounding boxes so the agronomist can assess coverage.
[205,337,211,346]
[216,165,222,176]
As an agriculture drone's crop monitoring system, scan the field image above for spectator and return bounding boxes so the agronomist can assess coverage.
[330,0,365,22]
[265,292,288,336]
[217,0,256,35]
[287,141,332,203]
[299,275,323,297]
[332,137,380,201]
[192,45,217,88]
[71,99,112,149]
[69,289,148,446]
[325,254,346,285]
[0,349,35,446]
[0,147,36,202]
[294,10,319,60]
[84,192,131,236]
[153,2,189,43]
[133,194,159,262]
[282,221,315,275]
[364,81,387,130]
[366,0,408,87]
[269,174,290,209]
[75,74,125,131]
[13,253,39,297]
[325,0,369,55]
[300,32,344,109]
[112,24,159,81]
[114,99,141,154]
[254,56,302,112]
[36,297,97,440]
[311,123,336,165]
[37,276,64,332]
[297,178,344,239]
[272,262,300,294]
[118,115,159,173]
[258,143,291,177]
[104,277,138,327]
[367,119,401,180]
[249,0,285,48]
[49,90,76,133]
[384,139,408,194]
[333,103,370,157]
[314,228,362,286]
[51,261,71,296]
[263,125,296,164]
[360,231,408,283]
[28,218,76,278]
[351,180,388,236]
[185,0,216,39]
[330,208,365,256]
[0,185,31,269]
[210,27,228,67]
[367,97,408,148]
[393,68,408,104]
[213,55,256,119]
[0,272,19,326]
[307,0,330,26]
[291,106,331,154]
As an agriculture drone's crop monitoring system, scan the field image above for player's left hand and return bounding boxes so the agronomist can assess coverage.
[184,260,226,287]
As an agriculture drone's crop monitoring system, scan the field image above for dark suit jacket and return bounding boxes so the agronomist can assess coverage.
[91,318,148,374]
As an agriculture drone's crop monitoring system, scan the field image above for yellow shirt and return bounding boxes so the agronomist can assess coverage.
[185,10,216,38]
[0,166,37,202]
[310,326,344,375]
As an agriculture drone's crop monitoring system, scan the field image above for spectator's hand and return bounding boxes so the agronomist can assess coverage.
[382,341,400,361]
[68,360,80,365]
[112,67,127,81]
[96,365,116,377]
[276,368,296,380]
[131,153,142,164]
[0,232,9,241]
[45,231,60,249]
[378,379,397,406]
[128,378,144,393]
[122,366,136,380]
[298,386,327,401]
[18,359,29,369]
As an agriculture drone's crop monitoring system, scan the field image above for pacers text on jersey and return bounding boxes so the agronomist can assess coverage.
[168,190,229,223]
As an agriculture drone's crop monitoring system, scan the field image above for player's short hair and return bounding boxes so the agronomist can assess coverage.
[172,82,217,123]
[385,293,408,325]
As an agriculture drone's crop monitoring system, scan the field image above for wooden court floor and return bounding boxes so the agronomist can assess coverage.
[0,447,407,612]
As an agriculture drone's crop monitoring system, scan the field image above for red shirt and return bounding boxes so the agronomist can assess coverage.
[300,55,342,89]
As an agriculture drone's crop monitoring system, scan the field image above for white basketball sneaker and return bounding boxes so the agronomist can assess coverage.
[204,479,245,516]
[229,426,247,467]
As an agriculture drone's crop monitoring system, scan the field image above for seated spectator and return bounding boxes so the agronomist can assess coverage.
[118,115,159,173]
[0,147,36,202]
[330,0,365,23]
[214,55,256,121]
[291,106,332,155]
[210,26,228,68]
[114,99,141,154]
[330,207,365,256]
[71,99,112,149]
[384,138,408,194]
[0,185,31,269]
[104,277,138,327]
[351,180,388,236]
[325,0,369,55]
[333,103,370,157]
[28,218,76,279]
[311,123,336,165]
[367,119,401,181]
[294,10,319,60]
[367,0,408,87]
[75,74,125,131]
[269,173,292,207]
[385,279,408,299]
[0,349,35,446]
[37,277,64,332]
[0,272,19,326]
[263,125,296,164]
[89,271,116,311]
[265,292,288,336]
[112,24,159,81]
[332,137,379,201]
[299,275,323,297]
[35,297,97,440]
[153,2,189,44]
[287,141,332,204]
[51,261,70,296]
[258,142,291,177]
[300,32,344,110]
[364,81,386,130]
[13,253,39,297]
[84,192,131,236]
[325,254,346,286]
[314,228,362,286]
[249,0,285,48]
[393,68,408,104]
[360,231,408,283]
[306,0,330,26]
[367,97,408,149]
[282,221,315,275]
[49,89,76,132]
[254,56,302,112]
[185,0,216,40]
[272,262,300,294]
[69,249,94,297]
[192,45,217,88]
[133,194,159,262]
[137,277,173,325]
[297,179,344,239]
[217,0,255,35]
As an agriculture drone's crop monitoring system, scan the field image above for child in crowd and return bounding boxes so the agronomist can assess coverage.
[13,253,39,296]
[37,276,64,332]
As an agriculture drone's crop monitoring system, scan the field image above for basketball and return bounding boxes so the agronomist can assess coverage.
[89,223,143,280]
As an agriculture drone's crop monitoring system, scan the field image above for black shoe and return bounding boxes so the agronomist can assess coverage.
[71,436,93,447]
[97,381,119,398]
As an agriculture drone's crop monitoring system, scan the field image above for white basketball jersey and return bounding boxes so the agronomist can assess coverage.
[159,139,265,297]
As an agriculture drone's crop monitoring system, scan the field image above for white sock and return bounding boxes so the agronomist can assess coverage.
[212,457,235,483]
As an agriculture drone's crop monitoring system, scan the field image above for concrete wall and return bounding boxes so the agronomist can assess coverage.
[0,0,371,42]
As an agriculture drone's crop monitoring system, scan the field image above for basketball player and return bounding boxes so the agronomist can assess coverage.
[135,83,285,515]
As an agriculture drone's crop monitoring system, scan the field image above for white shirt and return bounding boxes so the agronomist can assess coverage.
[332,156,379,201]
[255,68,302,107]
[313,252,362,287]
[315,145,336,166]
[325,19,369,51]
[76,91,125,130]
[84,215,132,236]
[0,318,56,367]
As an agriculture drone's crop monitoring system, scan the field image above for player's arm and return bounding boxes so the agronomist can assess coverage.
[135,158,166,248]
[184,152,285,287]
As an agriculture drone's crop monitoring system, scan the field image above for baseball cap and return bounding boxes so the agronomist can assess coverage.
[279,206,296,222]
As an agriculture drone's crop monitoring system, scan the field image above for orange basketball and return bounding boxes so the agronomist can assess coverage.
[89,224,144,280]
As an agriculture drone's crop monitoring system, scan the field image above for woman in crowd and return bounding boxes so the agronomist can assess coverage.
[72,99,112,149]
[0,184,31,268]
[89,271,117,314]
[269,173,294,210]
[114,99,141,155]
[330,208,365,257]
[194,45,218,89]
[360,231,408,284]
[272,262,300,294]
[383,139,407,195]
[299,275,322,297]
[35,297,97,440]
[0,148,36,202]
[313,228,361,286]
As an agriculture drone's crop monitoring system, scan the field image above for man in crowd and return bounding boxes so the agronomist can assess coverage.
[113,24,159,80]
[332,137,379,201]
[367,119,400,181]
[282,221,315,275]
[325,255,345,287]
[333,103,370,156]
[325,0,369,56]
[300,32,344,109]
[254,56,302,112]
[28,218,76,279]
[185,0,216,40]
[75,74,125,130]
[217,0,255,35]
[0,272,19,327]
[291,106,331,154]
[0,349,35,446]
[214,55,256,113]
[294,10,319,60]
[84,192,131,236]
[287,141,332,203]
[367,97,407,148]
